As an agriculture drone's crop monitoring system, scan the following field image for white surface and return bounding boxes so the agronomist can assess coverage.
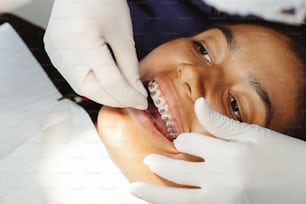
[0,23,145,203]
[0,99,145,203]
[12,0,54,28]
[0,0,32,12]
[0,23,61,161]
[0,0,54,28]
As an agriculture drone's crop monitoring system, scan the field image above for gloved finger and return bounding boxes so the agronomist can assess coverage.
[144,153,240,187]
[129,182,203,204]
[107,34,147,99]
[174,133,238,158]
[105,9,147,98]
[85,44,148,109]
[194,97,258,143]
[144,154,206,186]
[79,71,126,107]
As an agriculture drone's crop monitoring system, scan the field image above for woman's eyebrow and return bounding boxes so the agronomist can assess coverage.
[247,73,273,127]
[211,25,273,126]
[214,25,237,51]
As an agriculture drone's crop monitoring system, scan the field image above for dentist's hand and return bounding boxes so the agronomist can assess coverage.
[44,0,147,109]
[130,98,306,204]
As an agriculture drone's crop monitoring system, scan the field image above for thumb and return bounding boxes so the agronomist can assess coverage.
[194,97,257,143]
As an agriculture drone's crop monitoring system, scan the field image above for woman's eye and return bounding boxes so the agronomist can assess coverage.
[230,96,242,122]
[195,42,212,63]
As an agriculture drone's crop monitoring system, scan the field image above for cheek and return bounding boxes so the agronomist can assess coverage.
[139,42,188,79]
[97,107,202,186]
[268,90,299,132]
[139,58,175,82]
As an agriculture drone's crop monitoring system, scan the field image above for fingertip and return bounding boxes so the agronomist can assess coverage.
[194,97,250,142]
[129,182,149,200]
[135,79,148,97]
[174,133,189,142]
[174,133,209,152]
[129,181,145,193]
[194,97,205,107]
[129,182,166,203]
[143,154,158,166]
[134,97,148,110]
[194,97,212,120]
[132,80,148,109]
[174,132,203,143]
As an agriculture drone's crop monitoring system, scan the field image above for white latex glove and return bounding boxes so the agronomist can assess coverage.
[130,97,306,204]
[44,0,147,109]
[202,0,306,24]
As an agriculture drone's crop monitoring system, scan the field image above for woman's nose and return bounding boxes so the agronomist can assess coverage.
[177,63,221,102]
[177,63,206,101]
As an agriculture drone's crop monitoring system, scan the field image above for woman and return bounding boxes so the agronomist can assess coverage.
[97,22,306,187]
[1,18,305,204]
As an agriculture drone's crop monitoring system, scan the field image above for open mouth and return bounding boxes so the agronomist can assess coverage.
[145,80,178,141]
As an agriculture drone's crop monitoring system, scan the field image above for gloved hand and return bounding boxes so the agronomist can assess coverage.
[130,97,306,204]
[44,0,147,109]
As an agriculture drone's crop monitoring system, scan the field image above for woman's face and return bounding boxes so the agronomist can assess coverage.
[97,24,303,186]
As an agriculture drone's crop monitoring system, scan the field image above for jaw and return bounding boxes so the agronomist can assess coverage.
[96,106,202,187]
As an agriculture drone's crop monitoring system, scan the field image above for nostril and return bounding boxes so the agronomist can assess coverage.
[177,63,191,78]
[178,63,203,101]
[184,82,193,101]
[177,65,183,77]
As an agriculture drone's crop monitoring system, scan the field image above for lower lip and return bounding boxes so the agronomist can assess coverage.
[124,108,173,143]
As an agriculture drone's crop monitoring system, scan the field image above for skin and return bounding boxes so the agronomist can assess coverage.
[97,24,304,187]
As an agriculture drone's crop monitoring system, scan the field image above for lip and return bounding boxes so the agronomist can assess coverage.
[123,76,184,142]
[144,77,184,139]
[124,107,174,144]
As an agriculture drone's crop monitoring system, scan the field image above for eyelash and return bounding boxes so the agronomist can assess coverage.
[194,41,242,122]
[229,95,242,122]
[194,42,212,63]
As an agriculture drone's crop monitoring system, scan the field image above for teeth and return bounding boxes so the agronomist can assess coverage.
[168,128,175,134]
[158,107,166,114]
[148,80,177,139]
[170,133,177,139]
[161,114,170,121]
[148,80,157,90]
[154,97,165,106]
[158,104,168,114]
[150,90,158,97]
[151,90,160,100]
[166,121,173,128]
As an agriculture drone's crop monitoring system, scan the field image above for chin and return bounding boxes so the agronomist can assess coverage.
[97,106,202,187]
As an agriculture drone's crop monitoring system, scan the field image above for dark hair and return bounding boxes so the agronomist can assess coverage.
[212,19,306,141]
